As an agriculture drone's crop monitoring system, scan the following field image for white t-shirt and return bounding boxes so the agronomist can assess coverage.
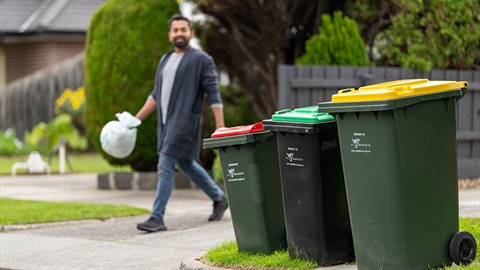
[160,52,184,124]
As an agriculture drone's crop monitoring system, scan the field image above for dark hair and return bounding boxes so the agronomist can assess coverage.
[168,14,192,30]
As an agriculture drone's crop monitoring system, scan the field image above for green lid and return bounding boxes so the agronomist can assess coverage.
[271,106,335,123]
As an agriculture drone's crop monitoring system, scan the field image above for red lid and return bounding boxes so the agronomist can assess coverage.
[211,122,265,138]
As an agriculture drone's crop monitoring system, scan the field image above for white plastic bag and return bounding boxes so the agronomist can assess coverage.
[100,112,141,159]
[115,111,141,128]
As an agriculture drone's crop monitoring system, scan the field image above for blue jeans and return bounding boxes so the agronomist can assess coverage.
[151,153,225,219]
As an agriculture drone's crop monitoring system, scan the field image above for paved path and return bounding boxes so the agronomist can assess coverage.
[0,174,479,270]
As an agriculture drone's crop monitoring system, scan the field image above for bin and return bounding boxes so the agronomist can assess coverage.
[203,122,287,254]
[262,106,355,266]
[317,79,477,269]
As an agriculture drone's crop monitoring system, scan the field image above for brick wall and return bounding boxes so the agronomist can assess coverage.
[5,41,84,83]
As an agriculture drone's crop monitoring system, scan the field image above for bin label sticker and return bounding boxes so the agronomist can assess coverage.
[350,132,371,154]
[226,163,245,182]
[285,147,304,167]
[321,140,338,151]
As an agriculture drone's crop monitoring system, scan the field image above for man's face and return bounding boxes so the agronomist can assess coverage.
[168,20,193,49]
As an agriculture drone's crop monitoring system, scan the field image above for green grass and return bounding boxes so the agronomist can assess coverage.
[1,153,144,226]
[204,241,317,270]
[204,218,480,270]
[460,218,480,257]
[1,153,132,175]
[0,198,149,226]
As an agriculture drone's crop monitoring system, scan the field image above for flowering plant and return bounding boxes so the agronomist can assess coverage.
[55,87,85,116]
[25,114,88,153]
[54,87,86,136]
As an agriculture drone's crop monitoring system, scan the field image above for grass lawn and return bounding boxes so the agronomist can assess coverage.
[0,198,149,226]
[0,152,132,175]
[204,218,480,270]
[1,153,145,225]
[204,240,317,269]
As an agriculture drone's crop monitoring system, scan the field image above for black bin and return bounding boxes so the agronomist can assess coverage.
[263,106,355,266]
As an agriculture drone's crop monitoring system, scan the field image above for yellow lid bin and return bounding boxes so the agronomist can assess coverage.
[332,79,468,102]
[317,79,476,270]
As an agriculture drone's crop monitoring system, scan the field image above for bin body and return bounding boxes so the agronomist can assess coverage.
[203,123,287,254]
[263,106,355,266]
[317,79,468,269]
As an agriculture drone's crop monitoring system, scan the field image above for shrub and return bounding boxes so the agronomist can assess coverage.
[373,0,480,71]
[296,11,369,66]
[84,0,179,171]
[220,84,261,127]
[0,129,31,155]
[25,114,88,154]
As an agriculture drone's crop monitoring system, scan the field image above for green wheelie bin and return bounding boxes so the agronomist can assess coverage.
[203,122,287,254]
[262,106,355,266]
[317,79,477,270]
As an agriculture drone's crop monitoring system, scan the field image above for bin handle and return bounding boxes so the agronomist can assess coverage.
[338,88,356,94]
[394,85,414,96]
[274,109,291,115]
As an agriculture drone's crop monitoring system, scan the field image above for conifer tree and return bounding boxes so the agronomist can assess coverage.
[296,11,369,66]
[84,0,179,170]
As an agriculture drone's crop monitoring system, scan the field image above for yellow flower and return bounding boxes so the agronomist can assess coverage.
[54,87,85,115]
[69,88,85,111]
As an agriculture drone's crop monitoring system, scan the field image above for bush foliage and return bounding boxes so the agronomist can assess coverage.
[0,129,31,156]
[373,0,480,71]
[84,0,179,171]
[25,114,88,154]
[296,11,369,66]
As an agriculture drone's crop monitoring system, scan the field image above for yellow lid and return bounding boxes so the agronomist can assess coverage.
[332,79,468,102]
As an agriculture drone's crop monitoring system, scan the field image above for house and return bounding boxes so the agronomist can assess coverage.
[0,0,106,86]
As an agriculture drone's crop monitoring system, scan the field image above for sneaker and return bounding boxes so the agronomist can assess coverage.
[137,217,167,232]
[208,196,229,221]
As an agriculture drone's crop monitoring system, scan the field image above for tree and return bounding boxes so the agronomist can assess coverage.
[348,0,480,70]
[344,0,397,61]
[84,0,179,171]
[189,0,347,118]
[296,11,369,66]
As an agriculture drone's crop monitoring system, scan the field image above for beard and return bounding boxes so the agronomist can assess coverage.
[173,37,189,49]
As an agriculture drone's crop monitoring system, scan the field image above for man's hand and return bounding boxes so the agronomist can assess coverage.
[116,111,142,128]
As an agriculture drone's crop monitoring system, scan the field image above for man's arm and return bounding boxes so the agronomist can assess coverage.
[135,97,157,120]
[211,107,225,130]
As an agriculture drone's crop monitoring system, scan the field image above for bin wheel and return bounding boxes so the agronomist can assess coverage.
[449,231,477,265]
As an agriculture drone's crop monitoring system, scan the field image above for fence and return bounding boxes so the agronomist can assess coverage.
[1,61,478,178]
[278,65,480,179]
[0,53,84,137]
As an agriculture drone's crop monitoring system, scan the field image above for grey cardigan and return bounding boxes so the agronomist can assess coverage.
[150,47,222,160]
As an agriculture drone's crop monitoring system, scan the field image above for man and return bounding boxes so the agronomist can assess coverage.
[134,14,228,232]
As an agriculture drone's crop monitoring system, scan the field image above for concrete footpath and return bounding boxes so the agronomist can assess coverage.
[0,174,479,270]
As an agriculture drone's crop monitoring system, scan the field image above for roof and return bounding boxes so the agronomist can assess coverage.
[0,0,106,35]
